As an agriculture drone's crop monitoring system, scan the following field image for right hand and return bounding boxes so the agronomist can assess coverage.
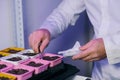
[29,29,51,53]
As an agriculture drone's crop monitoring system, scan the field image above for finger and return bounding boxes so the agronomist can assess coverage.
[29,32,38,49]
[33,41,40,53]
[82,53,99,62]
[87,58,99,62]
[82,54,94,61]
[72,49,90,60]
[28,33,34,48]
[32,37,43,53]
[80,40,94,50]
[40,38,49,52]
[82,55,91,61]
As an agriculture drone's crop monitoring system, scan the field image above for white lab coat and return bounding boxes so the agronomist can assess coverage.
[40,0,120,80]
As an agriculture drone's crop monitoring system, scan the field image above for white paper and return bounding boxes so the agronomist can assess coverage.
[58,41,81,57]
[72,75,91,80]
[19,49,35,53]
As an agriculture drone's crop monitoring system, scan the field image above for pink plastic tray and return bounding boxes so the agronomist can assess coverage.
[0,61,14,72]
[41,53,63,67]
[22,58,49,74]
[2,64,34,80]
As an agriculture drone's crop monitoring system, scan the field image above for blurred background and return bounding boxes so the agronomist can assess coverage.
[0,0,94,77]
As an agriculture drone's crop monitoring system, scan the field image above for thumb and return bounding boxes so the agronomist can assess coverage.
[80,40,93,50]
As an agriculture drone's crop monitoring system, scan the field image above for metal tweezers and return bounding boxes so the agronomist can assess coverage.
[38,41,43,59]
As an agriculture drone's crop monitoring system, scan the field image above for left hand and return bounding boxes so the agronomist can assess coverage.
[72,38,107,62]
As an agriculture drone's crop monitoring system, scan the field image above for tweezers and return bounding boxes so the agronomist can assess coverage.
[38,41,43,59]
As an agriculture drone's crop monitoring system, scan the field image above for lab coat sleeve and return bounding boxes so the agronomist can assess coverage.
[40,0,85,38]
[103,32,120,64]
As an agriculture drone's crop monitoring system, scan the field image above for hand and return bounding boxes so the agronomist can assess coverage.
[72,38,106,62]
[29,29,51,53]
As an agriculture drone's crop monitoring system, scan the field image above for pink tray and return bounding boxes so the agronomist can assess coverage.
[2,64,34,80]
[0,61,14,72]
[41,53,63,67]
[22,58,49,74]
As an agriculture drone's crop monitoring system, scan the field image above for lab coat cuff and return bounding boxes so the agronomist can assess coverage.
[103,37,120,64]
[40,23,60,39]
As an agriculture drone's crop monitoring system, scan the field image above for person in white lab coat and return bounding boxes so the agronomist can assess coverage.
[29,0,120,80]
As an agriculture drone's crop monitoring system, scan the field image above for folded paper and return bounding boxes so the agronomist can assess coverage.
[58,41,81,57]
